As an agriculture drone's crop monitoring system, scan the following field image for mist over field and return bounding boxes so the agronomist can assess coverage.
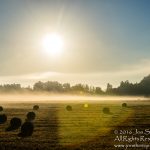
[0,94,148,103]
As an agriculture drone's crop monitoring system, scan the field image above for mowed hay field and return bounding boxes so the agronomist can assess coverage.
[0,100,150,150]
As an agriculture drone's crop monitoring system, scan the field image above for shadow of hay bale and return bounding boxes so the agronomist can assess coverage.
[47,105,59,146]
[6,117,22,131]
[66,105,72,111]
[0,114,7,124]
[26,112,36,122]
[18,122,34,137]
[33,105,39,110]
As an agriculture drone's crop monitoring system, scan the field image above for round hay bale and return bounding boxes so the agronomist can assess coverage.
[6,117,22,131]
[26,112,36,121]
[66,105,72,111]
[18,122,34,137]
[0,106,3,112]
[102,107,110,114]
[122,103,127,108]
[0,114,7,124]
[33,105,39,110]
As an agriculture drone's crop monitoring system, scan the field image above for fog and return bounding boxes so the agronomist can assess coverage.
[0,94,148,104]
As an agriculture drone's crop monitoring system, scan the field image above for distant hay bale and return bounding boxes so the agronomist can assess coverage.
[0,106,3,112]
[18,122,34,137]
[33,105,39,110]
[103,107,110,114]
[6,117,22,131]
[122,103,127,108]
[26,112,36,121]
[66,105,72,111]
[0,114,7,124]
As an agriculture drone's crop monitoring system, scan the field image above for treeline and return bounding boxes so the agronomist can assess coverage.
[33,81,103,95]
[106,75,150,96]
[0,82,103,95]
[1,75,150,96]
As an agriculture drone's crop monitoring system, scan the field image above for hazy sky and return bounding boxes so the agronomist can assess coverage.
[0,0,150,89]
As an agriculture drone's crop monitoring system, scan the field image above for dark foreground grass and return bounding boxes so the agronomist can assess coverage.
[0,101,150,150]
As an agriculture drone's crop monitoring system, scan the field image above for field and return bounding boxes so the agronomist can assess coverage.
[0,100,150,150]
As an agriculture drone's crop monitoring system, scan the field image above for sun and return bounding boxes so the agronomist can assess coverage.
[42,33,64,56]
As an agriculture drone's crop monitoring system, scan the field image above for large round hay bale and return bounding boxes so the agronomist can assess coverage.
[122,103,127,108]
[18,122,34,137]
[26,112,36,121]
[6,117,22,131]
[0,106,3,112]
[0,114,7,124]
[102,107,110,114]
[66,105,72,111]
[33,105,39,110]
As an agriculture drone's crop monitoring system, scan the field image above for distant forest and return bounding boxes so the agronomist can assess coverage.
[1,75,150,96]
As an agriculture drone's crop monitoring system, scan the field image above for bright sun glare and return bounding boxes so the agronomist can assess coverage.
[42,33,64,56]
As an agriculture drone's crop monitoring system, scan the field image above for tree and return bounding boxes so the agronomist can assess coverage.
[63,83,70,92]
[33,81,44,91]
[106,83,113,94]
[95,87,103,95]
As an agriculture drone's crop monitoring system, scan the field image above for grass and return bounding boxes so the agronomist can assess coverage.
[0,100,149,149]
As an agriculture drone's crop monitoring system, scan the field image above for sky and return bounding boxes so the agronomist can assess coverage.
[0,0,150,89]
